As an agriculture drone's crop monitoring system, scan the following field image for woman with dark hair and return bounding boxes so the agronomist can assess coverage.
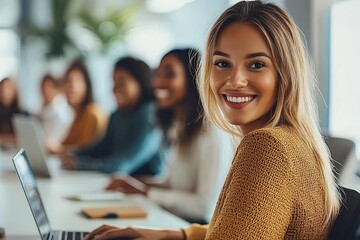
[47,59,107,154]
[0,77,27,144]
[60,56,164,176]
[155,49,206,147]
[106,48,235,223]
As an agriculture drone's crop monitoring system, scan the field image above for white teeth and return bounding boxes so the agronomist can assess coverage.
[226,96,254,103]
[154,89,170,99]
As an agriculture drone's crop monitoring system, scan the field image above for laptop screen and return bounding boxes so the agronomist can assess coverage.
[12,114,51,178]
[12,149,52,240]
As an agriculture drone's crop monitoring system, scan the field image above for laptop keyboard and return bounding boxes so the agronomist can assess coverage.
[61,231,89,240]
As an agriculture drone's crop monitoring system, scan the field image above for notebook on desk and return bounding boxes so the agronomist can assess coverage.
[12,148,88,240]
[82,205,147,219]
[12,114,60,178]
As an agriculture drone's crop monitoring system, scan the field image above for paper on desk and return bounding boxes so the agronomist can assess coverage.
[6,236,41,240]
[65,191,125,201]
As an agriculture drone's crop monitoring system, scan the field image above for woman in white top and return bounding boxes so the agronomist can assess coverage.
[38,74,73,143]
[147,124,233,223]
[106,48,235,223]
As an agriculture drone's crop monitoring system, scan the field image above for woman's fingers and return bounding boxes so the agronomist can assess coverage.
[83,224,115,240]
[93,227,140,240]
[85,226,173,240]
[106,178,127,190]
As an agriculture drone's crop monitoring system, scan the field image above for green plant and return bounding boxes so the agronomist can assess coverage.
[25,1,140,58]
[28,0,75,58]
[77,2,140,53]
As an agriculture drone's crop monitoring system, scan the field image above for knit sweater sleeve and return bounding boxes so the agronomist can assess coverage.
[205,129,295,239]
[183,224,208,240]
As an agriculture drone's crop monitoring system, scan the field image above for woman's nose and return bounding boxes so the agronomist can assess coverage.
[152,76,164,88]
[227,67,248,88]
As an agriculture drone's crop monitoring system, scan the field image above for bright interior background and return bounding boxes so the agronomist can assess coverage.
[0,0,359,158]
[330,0,360,157]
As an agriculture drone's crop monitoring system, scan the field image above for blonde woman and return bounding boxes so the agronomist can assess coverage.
[84,1,340,239]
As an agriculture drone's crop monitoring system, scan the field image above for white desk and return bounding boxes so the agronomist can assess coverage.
[0,151,189,238]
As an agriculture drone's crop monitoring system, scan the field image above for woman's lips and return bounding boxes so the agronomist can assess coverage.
[222,94,256,109]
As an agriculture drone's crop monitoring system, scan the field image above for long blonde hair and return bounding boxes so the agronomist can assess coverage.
[198,0,340,226]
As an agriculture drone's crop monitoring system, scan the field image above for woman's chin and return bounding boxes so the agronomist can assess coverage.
[156,100,173,109]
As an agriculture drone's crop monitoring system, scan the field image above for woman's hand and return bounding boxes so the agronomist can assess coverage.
[83,225,184,240]
[45,139,64,154]
[106,175,148,195]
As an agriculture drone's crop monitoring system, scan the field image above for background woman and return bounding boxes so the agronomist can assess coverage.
[0,77,28,145]
[106,48,235,223]
[47,59,107,154]
[38,74,73,144]
[61,56,164,176]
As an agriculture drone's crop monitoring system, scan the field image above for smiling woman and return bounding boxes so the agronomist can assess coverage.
[83,1,341,239]
[210,23,278,134]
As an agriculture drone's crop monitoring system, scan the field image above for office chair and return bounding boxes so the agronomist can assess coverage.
[324,136,357,183]
[328,187,360,240]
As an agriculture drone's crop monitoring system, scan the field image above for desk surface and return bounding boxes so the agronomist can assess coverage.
[0,151,189,237]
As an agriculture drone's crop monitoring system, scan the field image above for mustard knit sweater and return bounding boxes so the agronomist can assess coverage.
[184,126,331,240]
[63,103,107,148]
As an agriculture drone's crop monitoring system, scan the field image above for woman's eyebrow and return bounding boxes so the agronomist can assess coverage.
[213,51,271,60]
[213,50,230,57]
[245,52,272,60]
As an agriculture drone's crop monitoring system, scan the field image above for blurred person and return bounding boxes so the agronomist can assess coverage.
[0,77,28,145]
[47,59,107,154]
[106,48,235,223]
[60,56,164,176]
[38,74,74,144]
[84,1,341,240]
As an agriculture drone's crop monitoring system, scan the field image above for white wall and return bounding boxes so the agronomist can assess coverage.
[311,0,332,130]
[0,0,20,83]
[329,0,360,157]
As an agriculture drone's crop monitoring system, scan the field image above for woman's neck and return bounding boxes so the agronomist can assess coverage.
[240,111,273,135]
[73,104,87,116]
[43,93,58,107]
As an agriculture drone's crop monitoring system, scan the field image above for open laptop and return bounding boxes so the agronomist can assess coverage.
[12,114,59,178]
[12,148,88,240]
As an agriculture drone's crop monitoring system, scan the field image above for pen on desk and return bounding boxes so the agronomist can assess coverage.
[104,212,118,219]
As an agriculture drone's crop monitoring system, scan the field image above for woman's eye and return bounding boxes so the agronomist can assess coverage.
[115,79,125,87]
[249,62,265,69]
[214,60,230,68]
[165,71,175,79]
